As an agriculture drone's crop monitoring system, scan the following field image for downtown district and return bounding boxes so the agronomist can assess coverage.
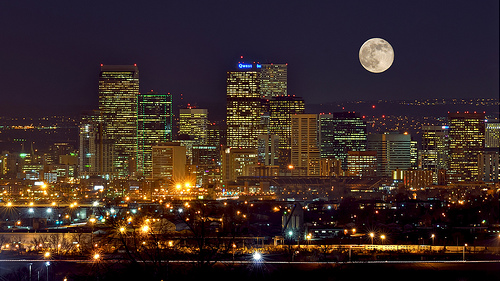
[0,62,499,268]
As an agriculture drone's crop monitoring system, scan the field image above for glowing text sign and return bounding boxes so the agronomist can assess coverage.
[238,63,262,69]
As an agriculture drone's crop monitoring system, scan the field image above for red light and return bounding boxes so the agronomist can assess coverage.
[100,63,103,67]
[372,105,376,109]
[362,116,366,118]
[382,115,385,118]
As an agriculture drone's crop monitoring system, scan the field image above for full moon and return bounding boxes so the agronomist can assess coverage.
[359,38,394,73]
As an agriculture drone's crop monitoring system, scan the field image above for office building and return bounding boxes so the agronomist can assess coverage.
[269,95,305,169]
[260,63,287,99]
[485,121,500,148]
[448,112,485,182]
[137,91,173,178]
[192,145,220,186]
[367,133,412,177]
[319,112,367,169]
[226,67,264,148]
[151,143,186,181]
[421,125,449,183]
[179,108,208,145]
[346,151,377,177]
[320,158,343,177]
[291,114,320,176]
[257,134,280,166]
[478,150,499,182]
[222,147,258,182]
[98,64,139,178]
[79,110,101,178]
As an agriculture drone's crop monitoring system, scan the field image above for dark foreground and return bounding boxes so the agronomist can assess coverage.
[1,260,500,281]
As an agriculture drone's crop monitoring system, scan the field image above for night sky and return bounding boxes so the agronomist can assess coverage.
[0,1,498,117]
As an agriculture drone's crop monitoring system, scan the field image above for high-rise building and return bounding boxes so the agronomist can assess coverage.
[222,147,258,182]
[269,95,305,169]
[319,112,367,169]
[367,132,412,177]
[192,145,220,186]
[151,142,186,181]
[291,114,320,176]
[257,134,280,166]
[226,67,264,148]
[448,112,485,182]
[179,108,208,145]
[478,151,499,182]
[421,125,449,183]
[137,91,173,178]
[260,63,287,99]
[485,121,500,148]
[79,110,100,178]
[346,151,377,177]
[98,64,139,179]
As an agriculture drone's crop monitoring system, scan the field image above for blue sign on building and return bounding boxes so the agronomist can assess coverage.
[238,63,262,69]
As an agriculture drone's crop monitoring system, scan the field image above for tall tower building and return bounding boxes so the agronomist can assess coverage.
[79,110,101,178]
[367,132,412,177]
[257,134,280,166]
[448,112,485,182]
[269,95,305,169]
[226,66,264,148]
[319,112,367,169]
[179,108,209,145]
[98,64,139,178]
[137,91,173,178]
[485,121,500,148]
[421,125,449,183]
[291,114,320,176]
[260,63,287,99]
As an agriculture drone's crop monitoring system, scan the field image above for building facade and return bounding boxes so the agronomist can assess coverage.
[137,91,173,178]
[291,114,320,176]
[367,133,412,177]
[319,112,367,169]
[98,64,139,179]
[259,63,287,99]
[421,125,449,183]
[179,108,208,145]
[226,69,264,148]
[448,112,485,182]
[269,95,305,169]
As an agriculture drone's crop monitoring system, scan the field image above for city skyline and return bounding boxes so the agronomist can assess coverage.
[0,1,498,117]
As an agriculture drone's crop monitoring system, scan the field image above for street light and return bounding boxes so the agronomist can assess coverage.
[431,234,435,245]
[370,232,374,245]
[463,243,467,261]
[45,261,50,281]
[253,251,262,262]
[380,234,386,244]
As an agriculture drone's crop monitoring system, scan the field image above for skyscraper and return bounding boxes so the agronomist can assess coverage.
[226,67,264,148]
[98,64,139,179]
[269,95,305,169]
[367,132,412,177]
[421,125,449,183]
[485,121,500,148]
[257,134,280,166]
[291,114,320,176]
[319,112,367,169]
[137,91,173,178]
[260,63,287,99]
[448,112,485,182]
[79,110,101,178]
[179,108,208,145]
